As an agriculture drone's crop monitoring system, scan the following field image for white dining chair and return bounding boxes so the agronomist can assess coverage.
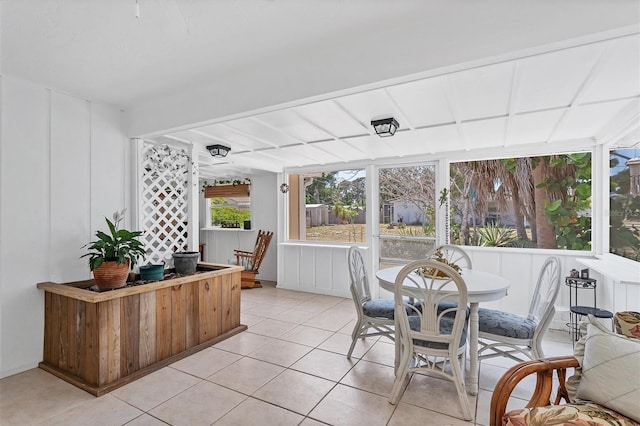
[388,259,473,421]
[478,256,562,362]
[427,244,473,270]
[346,246,395,359]
[428,244,472,318]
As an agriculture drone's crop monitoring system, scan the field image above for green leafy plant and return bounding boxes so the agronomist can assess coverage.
[81,210,146,271]
[538,153,592,250]
[477,222,518,247]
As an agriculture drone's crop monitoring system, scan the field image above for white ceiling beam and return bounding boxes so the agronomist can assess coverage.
[217,123,282,150]
[188,129,253,154]
[546,41,614,143]
[250,116,343,163]
[332,99,376,136]
[177,131,285,173]
[596,99,640,147]
[332,98,398,156]
[292,108,374,160]
[382,88,414,131]
[444,74,467,151]
[503,61,521,147]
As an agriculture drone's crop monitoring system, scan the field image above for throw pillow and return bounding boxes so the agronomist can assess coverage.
[615,311,640,339]
[571,315,640,422]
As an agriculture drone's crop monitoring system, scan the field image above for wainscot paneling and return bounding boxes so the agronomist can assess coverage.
[276,243,624,332]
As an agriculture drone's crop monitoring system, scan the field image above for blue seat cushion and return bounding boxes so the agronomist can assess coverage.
[437,302,470,319]
[362,299,396,319]
[478,308,536,339]
[408,316,468,349]
[362,299,420,319]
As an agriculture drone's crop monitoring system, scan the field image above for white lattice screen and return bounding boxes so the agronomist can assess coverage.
[138,142,196,266]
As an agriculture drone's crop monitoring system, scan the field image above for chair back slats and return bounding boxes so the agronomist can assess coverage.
[394,260,468,348]
[528,256,561,325]
[428,244,473,270]
[346,246,395,358]
[250,230,273,273]
[234,230,273,288]
[348,246,371,304]
[389,258,473,420]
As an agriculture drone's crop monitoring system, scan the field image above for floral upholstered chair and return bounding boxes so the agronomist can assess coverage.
[490,315,640,426]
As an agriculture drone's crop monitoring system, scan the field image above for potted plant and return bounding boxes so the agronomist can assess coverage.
[82,210,146,290]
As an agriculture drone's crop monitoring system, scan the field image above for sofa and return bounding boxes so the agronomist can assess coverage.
[490,314,640,426]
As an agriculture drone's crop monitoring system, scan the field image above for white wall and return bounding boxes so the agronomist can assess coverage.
[199,173,278,282]
[0,75,129,378]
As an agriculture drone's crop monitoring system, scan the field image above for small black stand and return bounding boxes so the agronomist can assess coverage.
[565,276,613,342]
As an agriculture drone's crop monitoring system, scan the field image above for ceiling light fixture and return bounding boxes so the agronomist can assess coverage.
[371,117,399,137]
[135,0,140,18]
[206,144,231,158]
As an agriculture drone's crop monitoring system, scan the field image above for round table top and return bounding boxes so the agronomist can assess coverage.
[375,266,510,303]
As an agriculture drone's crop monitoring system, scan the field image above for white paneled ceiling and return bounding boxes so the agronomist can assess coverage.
[155,33,640,179]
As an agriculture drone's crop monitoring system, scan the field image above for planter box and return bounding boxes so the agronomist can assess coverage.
[37,262,246,396]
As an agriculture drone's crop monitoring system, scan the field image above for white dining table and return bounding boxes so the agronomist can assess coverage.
[375,266,510,395]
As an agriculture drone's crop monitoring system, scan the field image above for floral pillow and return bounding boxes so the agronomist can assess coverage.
[614,311,640,339]
[504,403,639,426]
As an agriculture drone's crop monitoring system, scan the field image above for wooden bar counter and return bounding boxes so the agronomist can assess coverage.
[37,262,246,396]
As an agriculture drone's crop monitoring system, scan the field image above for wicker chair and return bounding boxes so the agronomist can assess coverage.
[388,259,472,421]
[346,246,395,358]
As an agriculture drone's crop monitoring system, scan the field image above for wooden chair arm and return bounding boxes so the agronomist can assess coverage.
[489,355,579,426]
[234,250,253,257]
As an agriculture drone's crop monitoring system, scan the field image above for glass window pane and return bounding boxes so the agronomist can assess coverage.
[210,195,251,228]
[450,153,592,250]
[610,148,640,261]
[379,165,436,267]
[302,169,366,243]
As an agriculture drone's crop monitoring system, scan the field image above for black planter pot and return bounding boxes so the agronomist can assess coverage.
[172,251,199,274]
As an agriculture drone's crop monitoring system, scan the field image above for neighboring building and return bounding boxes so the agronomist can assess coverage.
[387,200,426,225]
[306,204,329,227]
[628,158,640,196]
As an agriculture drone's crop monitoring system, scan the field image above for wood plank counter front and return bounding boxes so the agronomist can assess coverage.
[37,263,246,396]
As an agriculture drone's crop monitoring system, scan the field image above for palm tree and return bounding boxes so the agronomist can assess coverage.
[452,154,588,250]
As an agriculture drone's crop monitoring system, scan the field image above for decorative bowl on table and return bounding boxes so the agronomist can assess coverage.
[416,249,462,277]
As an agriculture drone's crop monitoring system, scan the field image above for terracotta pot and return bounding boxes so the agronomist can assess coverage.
[93,260,130,290]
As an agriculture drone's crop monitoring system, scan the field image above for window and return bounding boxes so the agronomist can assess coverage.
[378,165,437,266]
[203,181,251,228]
[289,169,366,243]
[449,152,592,250]
[610,147,640,261]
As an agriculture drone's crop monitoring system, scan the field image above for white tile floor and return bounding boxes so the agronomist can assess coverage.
[0,282,574,426]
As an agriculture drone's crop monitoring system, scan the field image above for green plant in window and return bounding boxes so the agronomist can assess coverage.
[476,222,518,247]
[210,197,251,226]
[538,153,592,250]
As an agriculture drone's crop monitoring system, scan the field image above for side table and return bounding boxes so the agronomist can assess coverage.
[565,276,613,341]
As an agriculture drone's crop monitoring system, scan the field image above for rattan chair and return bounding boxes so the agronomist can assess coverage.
[388,259,473,421]
[478,256,561,362]
[346,246,395,359]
